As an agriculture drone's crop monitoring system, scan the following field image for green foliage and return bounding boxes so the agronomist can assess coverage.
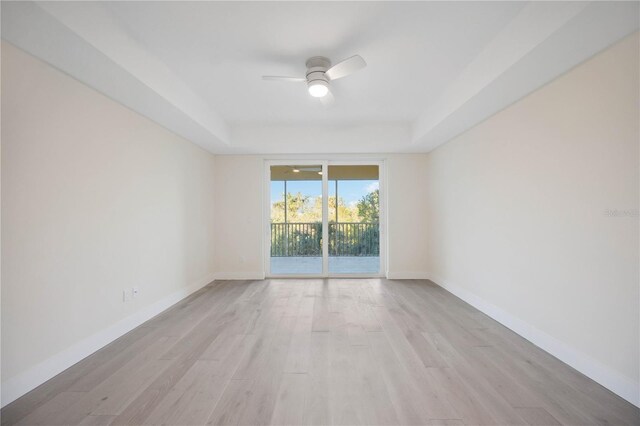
[272,188,379,224]
[326,195,359,223]
[270,185,381,257]
[357,189,379,223]
[328,223,379,256]
[271,192,320,223]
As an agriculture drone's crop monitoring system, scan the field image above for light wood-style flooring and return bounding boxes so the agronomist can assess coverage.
[2,279,638,425]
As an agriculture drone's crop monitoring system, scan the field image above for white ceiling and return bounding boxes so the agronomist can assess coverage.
[104,1,524,124]
[2,1,638,154]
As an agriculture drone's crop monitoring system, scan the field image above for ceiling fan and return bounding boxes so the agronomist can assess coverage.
[262,55,367,103]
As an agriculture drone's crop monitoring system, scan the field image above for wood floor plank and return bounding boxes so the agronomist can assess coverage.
[110,288,246,425]
[311,295,342,332]
[231,314,283,381]
[327,317,365,425]
[371,306,459,420]
[468,335,598,425]
[515,407,562,426]
[88,358,173,417]
[366,331,432,425]
[426,420,465,426]
[341,287,369,347]
[237,316,298,425]
[67,329,167,393]
[269,373,308,426]
[142,333,253,425]
[480,327,636,425]
[16,392,86,426]
[206,379,254,426]
[351,344,400,425]
[3,279,637,426]
[283,302,314,373]
[141,360,228,425]
[420,330,528,425]
[424,366,497,425]
[1,325,157,426]
[465,346,550,410]
[303,332,332,426]
[78,415,115,425]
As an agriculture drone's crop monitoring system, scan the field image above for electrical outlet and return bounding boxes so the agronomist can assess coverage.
[132,287,139,298]
[123,289,131,302]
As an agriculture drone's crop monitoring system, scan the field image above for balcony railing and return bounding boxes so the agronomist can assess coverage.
[271,222,379,257]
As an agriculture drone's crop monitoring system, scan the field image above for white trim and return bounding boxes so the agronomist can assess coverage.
[214,272,265,280]
[381,161,389,278]
[387,271,430,280]
[0,272,215,408]
[321,162,329,275]
[430,274,640,408]
[268,273,385,279]
[263,160,272,278]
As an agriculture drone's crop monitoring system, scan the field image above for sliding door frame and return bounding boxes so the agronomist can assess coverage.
[264,159,386,278]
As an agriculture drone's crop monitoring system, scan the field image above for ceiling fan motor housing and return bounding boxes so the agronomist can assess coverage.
[305,56,331,87]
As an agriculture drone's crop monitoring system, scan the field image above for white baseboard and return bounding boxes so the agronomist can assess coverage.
[429,274,640,408]
[0,272,216,408]
[214,271,265,280]
[386,271,430,280]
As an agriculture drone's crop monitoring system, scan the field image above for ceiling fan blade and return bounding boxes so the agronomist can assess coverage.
[262,76,306,82]
[325,55,366,80]
[320,90,335,106]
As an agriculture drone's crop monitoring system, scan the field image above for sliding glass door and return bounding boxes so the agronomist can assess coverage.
[267,161,382,277]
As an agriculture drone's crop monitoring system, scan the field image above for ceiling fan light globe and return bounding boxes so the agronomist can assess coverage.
[308,81,329,98]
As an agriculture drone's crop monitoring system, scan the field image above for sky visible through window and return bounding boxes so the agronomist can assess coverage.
[271,180,379,207]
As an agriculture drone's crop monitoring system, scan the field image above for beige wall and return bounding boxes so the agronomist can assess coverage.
[213,156,265,278]
[425,33,639,401]
[386,155,429,278]
[212,154,429,279]
[1,42,217,400]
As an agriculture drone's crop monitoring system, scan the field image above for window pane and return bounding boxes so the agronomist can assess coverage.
[327,165,380,274]
[270,165,322,275]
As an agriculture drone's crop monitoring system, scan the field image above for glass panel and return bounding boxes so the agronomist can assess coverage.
[270,165,323,275]
[327,165,380,274]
